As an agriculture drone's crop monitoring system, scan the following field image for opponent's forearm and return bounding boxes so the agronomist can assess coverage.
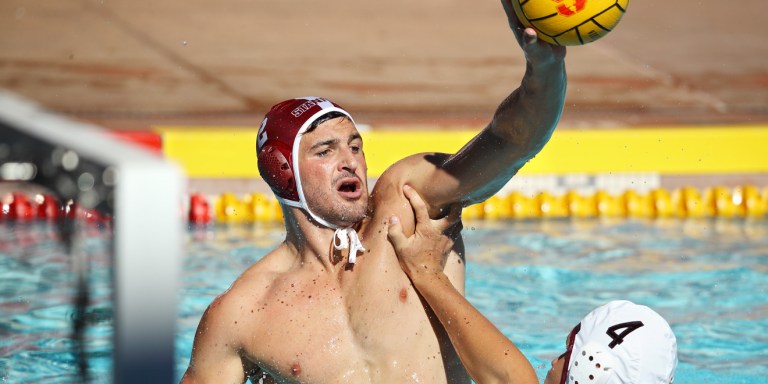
[411,272,538,384]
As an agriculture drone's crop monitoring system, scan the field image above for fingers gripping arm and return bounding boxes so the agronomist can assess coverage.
[387,186,538,384]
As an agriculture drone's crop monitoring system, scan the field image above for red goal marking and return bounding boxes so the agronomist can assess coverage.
[553,0,587,16]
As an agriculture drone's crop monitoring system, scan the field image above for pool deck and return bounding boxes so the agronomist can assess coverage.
[1,0,766,130]
[1,0,767,194]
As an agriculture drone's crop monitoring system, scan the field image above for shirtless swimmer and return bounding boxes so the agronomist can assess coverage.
[181,1,566,382]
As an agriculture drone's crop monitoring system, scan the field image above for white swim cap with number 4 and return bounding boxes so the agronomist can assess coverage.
[566,300,677,384]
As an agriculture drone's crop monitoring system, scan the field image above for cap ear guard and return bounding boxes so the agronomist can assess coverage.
[257,141,298,202]
[566,342,617,384]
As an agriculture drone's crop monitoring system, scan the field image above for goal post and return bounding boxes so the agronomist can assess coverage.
[0,91,183,383]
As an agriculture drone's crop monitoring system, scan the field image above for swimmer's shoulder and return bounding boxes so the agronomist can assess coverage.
[379,152,452,183]
[207,245,293,324]
[373,152,450,200]
[229,245,294,299]
[370,152,453,221]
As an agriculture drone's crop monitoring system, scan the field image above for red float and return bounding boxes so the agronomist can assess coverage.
[189,193,211,224]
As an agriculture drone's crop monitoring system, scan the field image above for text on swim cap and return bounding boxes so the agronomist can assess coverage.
[606,321,644,349]
[291,98,329,118]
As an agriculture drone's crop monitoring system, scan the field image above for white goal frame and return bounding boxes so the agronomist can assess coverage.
[0,91,182,383]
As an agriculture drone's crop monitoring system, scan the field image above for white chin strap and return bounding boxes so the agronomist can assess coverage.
[279,197,366,264]
[333,228,366,264]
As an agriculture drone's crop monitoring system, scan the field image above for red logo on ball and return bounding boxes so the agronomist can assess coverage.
[553,0,587,16]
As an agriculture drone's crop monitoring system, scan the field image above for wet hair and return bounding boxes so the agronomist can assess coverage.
[306,111,349,133]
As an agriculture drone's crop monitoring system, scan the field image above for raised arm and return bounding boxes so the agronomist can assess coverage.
[402,1,566,213]
[387,185,538,384]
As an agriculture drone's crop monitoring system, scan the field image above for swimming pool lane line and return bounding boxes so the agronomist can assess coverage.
[2,185,766,223]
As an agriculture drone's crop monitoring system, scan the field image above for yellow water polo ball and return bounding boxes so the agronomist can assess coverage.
[510,0,629,46]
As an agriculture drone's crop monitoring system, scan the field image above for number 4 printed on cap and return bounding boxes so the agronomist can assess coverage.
[606,321,644,349]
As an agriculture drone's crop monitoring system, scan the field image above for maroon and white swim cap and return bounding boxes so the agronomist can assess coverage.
[256,96,354,228]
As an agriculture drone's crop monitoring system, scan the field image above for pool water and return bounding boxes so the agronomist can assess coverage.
[2,218,767,383]
[0,222,113,383]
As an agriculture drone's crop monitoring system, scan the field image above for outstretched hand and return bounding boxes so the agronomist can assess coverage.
[500,0,566,65]
[387,185,462,282]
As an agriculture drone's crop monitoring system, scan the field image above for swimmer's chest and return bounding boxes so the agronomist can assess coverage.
[244,245,441,381]
[343,244,435,351]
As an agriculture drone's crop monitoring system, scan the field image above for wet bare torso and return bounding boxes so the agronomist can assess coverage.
[218,185,468,383]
